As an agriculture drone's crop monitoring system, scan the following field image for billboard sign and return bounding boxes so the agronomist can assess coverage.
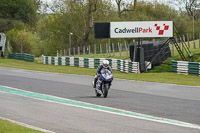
[110,21,173,38]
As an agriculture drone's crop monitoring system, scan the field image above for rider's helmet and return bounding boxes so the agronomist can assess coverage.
[102,60,109,68]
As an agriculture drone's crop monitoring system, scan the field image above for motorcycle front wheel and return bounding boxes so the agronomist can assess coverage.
[102,83,109,98]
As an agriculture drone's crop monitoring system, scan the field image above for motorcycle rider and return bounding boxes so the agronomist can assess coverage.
[93,60,112,88]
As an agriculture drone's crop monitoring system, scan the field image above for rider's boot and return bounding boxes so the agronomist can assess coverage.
[93,77,97,88]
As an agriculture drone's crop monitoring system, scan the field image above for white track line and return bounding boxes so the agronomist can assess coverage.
[1,85,200,130]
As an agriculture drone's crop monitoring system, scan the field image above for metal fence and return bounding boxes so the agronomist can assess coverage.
[170,35,200,57]
[56,42,129,57]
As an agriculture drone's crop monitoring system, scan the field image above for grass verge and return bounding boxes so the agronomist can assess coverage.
[0,119,43,133]
[149,48,200,73]
[0,59,200,86]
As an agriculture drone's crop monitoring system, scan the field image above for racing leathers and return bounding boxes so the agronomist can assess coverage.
[93,64,112,88]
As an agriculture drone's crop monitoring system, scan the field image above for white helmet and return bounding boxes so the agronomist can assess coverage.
[102,60,109,68]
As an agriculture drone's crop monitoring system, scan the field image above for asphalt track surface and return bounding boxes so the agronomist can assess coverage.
[0,67,200,133]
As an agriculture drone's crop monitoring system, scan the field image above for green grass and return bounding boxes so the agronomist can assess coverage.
[0,59,200,86]
[0,119,43,133]
[0,59,97,75]
[190,48,200,62]
[3,40,200,86]
[169,39,200,57]
[150,48,200,73]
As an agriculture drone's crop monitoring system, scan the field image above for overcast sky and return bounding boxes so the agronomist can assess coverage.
[40,0,178,5]
[40,0,184,11]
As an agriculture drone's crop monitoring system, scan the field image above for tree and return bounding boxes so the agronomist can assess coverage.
[115,0,137,18]
[171,0,200,19]
[78,0,98,47]
[35,0,196,56]
[185,0,200,19]
[0,0,37,32]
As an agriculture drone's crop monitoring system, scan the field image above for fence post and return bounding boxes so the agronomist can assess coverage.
[175,38,178,54]
[176,38,179,47]
[193,41,196,49]
[68,48,71,56]
[106,43,108,56]
[117,42,119,52]
[180,37,183,52]
[172,43,174,57]
[125,41,128,56]
[83,46,85,55]
[120,43,122,57]
[78,47,80,56]
[109,44,111,57]
[183,35,186,52]
[57,50,59,57]
[133,39,137,61]
[99,44,102,54]
[94,44,96,55]
[108,39,111,57]
[190,34,192,48]
[73,47,75,56]
[118,42,121,57]
[199,33,200,48]
[183,35,185,42]
[187,34,190,48]
[112,43,115,56]
[60,50,62,56]
[89,45,91,55]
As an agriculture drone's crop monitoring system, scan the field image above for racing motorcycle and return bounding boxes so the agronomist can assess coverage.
[93,69,113,98]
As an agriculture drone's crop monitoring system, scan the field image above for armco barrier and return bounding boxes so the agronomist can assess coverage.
[171,60,200,76]
[42,56,140,73]
[8,53,35,62]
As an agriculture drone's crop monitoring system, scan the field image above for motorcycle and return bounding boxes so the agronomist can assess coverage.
[93,69,113,98]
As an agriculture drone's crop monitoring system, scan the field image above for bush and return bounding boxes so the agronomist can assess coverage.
[6,29,42,56]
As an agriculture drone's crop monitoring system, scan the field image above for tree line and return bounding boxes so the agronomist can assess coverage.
[0,0,200,56]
